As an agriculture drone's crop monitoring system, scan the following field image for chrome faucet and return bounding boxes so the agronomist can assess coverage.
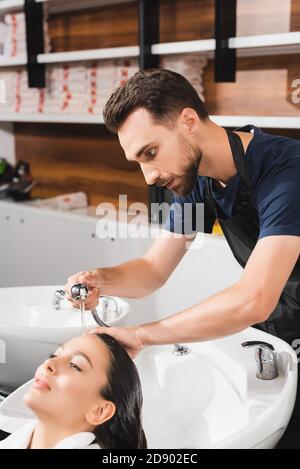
[241,341,279,380]
[50,286,119,328]
[50,289,66,311]
[70,284,112,328]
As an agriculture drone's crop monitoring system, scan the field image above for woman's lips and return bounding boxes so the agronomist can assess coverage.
[33,375,51,391]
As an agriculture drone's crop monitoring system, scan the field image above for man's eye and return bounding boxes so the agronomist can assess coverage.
[145,148,156,160]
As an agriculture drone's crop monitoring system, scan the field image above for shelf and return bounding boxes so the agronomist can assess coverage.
[5,32,298,68]
[152,39,215,58]
[210,115,300,129]
[2,31,298,68]
[37,0,137,14]
[0,0,137,14]
[0,113,104,124]
[0,0,23,14]
[153,32,300,58]
[0,113,299,129]
[38,46,139,64]
[0,55,26,66]
[230,31,300,57]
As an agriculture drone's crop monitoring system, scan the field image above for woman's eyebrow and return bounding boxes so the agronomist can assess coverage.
[59,345,93,369]
[73,351,93,369]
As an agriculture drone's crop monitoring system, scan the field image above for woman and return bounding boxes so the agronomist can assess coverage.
[0,333,147,449]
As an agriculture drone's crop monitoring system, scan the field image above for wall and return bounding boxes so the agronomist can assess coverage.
[14,0,300,207]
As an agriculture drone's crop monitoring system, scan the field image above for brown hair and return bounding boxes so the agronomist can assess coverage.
[103,68,209,133]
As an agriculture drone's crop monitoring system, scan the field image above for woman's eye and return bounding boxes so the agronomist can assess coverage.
[48,354,57,359]
[70,362,82,372]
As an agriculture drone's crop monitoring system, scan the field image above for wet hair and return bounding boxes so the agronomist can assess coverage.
[103,68,209,133]
[93,333,147,449]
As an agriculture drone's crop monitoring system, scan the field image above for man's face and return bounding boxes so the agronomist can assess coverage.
[118,108,202,196]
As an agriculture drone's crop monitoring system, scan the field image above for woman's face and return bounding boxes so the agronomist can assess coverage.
[23,335,115,430]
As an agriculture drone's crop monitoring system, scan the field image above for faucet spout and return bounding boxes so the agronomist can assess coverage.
[242,341,279,380]
[50,289,66,311]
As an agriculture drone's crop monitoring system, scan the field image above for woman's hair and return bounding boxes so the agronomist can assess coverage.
[92,333,147,449]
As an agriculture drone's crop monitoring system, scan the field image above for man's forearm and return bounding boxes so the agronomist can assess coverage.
[136,283,267,345]
[94,258,163,298]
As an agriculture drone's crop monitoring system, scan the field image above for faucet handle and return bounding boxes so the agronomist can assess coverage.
[241,341,278,380]
[55,289,66,300]
[70,284,89,301]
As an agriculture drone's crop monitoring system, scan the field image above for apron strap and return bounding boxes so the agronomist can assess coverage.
[225,128,251,189]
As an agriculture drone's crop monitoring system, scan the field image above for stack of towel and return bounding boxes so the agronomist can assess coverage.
[87,58,139,114]
[0,11,51,59]
[0,54,207,115]
[0,69,17,111]
[44,64,87,114]
[160,53,208,102]
[3,13,26,58]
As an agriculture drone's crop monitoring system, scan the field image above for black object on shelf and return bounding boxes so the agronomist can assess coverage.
[214,0,237,82]
[139,0,172,224]
[0,158,14,183]
[7,160,37,201]
[24,0,45,88]
[8,179,37,201]
[0,158,14,198]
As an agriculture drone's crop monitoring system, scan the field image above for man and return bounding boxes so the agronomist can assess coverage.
[65,69,300,447]
[65,69,300,360]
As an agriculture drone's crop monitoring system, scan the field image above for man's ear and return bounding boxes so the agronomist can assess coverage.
[85,400,116,427]
[180,108,198,134]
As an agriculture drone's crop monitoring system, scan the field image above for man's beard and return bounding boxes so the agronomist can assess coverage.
[174,136,202,196]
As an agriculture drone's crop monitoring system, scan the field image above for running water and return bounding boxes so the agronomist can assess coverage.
[79,299,86,333]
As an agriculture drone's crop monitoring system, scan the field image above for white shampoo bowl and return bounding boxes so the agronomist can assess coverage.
[0,325,297,449]
[0,285,129,392]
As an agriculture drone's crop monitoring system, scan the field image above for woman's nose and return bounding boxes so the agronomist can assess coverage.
[44,358,57,374]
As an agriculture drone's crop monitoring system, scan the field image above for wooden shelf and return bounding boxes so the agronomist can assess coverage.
[0,113,299,129]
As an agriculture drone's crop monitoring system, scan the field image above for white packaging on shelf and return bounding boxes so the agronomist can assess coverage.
[34,192,88,211]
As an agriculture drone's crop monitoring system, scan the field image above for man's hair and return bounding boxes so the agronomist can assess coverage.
[103,68,209,133]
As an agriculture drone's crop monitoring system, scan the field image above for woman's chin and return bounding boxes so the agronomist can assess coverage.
[23,387,46,413]
[23,389,35,408]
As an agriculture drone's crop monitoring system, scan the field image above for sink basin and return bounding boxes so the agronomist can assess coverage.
[134,328,298,448]
[0,285,129,392]
[0,321,297,448]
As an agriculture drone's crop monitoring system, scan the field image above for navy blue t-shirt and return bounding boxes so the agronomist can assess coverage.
[164,125,300,240]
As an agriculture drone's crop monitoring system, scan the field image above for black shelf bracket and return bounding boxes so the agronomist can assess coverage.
[214,0,237,82]
[24,0,46,88]
[138,0,166,223]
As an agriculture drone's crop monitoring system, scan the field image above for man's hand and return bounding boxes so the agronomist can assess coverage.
[64,270,102,310]
[88,326,145,359]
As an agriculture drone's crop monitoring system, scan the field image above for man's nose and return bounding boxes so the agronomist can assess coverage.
[141,165,160,185]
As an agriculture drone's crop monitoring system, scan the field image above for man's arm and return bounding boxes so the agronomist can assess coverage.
[65,231,193,308]
[137,235,300,345]
[93,235,300,357]
[98,231,192,298]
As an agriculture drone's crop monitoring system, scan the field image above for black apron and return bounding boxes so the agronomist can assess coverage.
[205,128,300,346]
